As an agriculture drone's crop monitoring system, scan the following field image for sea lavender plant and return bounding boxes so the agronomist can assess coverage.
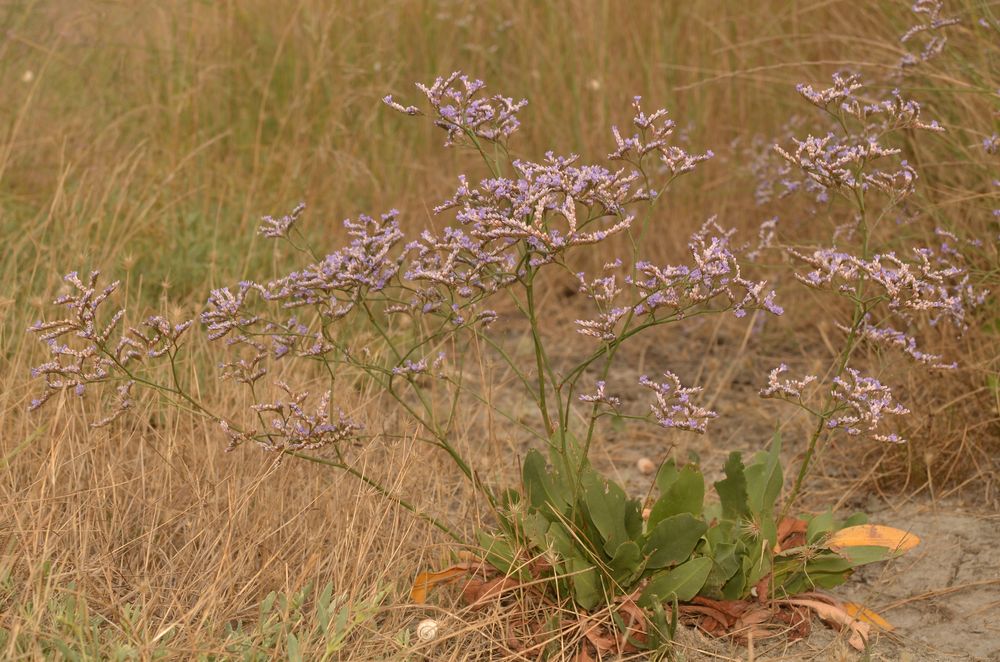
[27,71,938,654]
[763,72,987,505]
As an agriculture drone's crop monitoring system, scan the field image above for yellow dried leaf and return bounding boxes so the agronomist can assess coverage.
[409,565,470,603]
[843,602,894,631]
[827,525,920,553]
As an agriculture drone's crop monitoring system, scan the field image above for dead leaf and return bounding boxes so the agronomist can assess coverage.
[780,597,872,651]
[410,563,476,603]
[776,516,808,552]
[843,602,894,631]
[827,525,920,553]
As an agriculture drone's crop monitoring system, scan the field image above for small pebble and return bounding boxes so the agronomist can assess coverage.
[637,457,656,475]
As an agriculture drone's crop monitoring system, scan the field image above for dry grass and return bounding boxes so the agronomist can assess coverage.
[2,0,998,658]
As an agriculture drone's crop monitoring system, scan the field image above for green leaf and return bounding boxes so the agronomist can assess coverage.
[648,465,705,528]
[286,634,301,662]
[842,512,868,528]
[803,553,854,574]
[608,541,644,585]
[807,510,836,544]
[478,531,516,574]
[522,512,551,551]
[654,459,679,495]
[701,542,740,597]
[522,449,569,518]
[837,545,896,566]
[745,431,782,514]
[714,453,749,520]
[721,562,747,600]
[580,468,629,554]
[643,514,708,569]
[639,557,713,606]
[567,557,601,610]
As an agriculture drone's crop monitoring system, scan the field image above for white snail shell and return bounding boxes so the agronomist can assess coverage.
[416,618,439,642]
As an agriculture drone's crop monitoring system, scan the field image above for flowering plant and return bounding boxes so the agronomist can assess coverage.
[29,69,979,655]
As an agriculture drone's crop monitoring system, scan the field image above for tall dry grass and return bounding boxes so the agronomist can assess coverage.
[2,0,997,658]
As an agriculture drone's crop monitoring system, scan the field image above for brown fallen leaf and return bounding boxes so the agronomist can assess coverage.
[410,563,477,603]
[843,602,894,631]
[780,597,872,651]
[827,525,920,553]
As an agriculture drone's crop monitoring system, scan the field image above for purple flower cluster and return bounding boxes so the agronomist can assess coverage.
[609,96,714,177]
[776,75,943,201]
[828,368,909,443]
[899,0,960,68]
[791,245,985,330]
[384,72,528,147]
[259,202,306,239]
[844,316,957,370]
[760,364,818,400]
[639,371,717,433]
[264,210,405,318]
[578,380,622,409]
[28,271,191,424]
[223,382,363,456]
[630,218,783,320]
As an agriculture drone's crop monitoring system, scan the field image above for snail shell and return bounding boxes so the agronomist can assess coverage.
[416,618,439,642]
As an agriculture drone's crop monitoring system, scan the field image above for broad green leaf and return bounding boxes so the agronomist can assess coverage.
[836,544,896,566]
[721,563,747,600]
[648,464,705,528]
[803,553,854,574]
[608,540,644,585]
[643,514,708,569]
[522,449,568,517]
[745,430,782,514]
[639,557,713,606]
[567,557,601,610]
[654,459,679,495]
[523,512,551,551]
[701,542,740,598]
[478,531,515,574]
[807,510,836,544]
[714,453,749,520]
[580,468,629,554]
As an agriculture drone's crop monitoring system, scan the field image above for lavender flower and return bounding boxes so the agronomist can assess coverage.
[790,245,986,330]
[760,364,818,399]
[899,0,960,67]
[639,372,717,433]
[385,72,528,147]
[841,316,956,370]
[259,202,306,239]
[579,381,622,409]
[246,382,363,455]
[609,96,714,176]
[264,210,405,319]
[828,368,909,443]
[630,218,783,319]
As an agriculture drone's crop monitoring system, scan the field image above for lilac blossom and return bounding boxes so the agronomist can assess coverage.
[259,202,306,239]
[828,369,909,443]
[841,316,957,370]
[28,272,192,424]
[579,381,622,409]
[760,364,818,399]
[609,96,714,176]
[629,218,783,319]
[639,372,717,433]
[385,72,528,147]
[235,382,363,456]
[264,210,405,319]
[899,1,960,67]
[790,246,986,329]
